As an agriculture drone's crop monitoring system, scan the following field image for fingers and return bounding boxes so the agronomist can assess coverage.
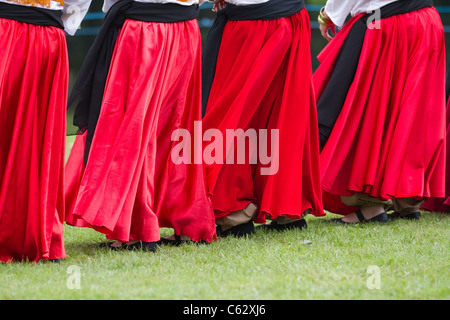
[320,25,334,42]
[318,6,336,42]
[330,25,337,37]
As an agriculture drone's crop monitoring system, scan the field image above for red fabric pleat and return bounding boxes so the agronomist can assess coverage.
[315,8,446,215]
[0,19,67,262]
[65,19,216,243]
[202,9,325,223]
[422,97,450,212]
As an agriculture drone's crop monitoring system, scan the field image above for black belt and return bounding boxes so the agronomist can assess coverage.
[0,2,63,29]
[317,0,434,148]
[67,0,200,166]
[202,0,306,116]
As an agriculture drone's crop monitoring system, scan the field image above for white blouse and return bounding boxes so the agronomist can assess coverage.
[324,0,399,27]
[103,0,204,13]
[0,0,92,35]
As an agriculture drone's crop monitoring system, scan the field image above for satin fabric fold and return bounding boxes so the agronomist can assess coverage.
[202,9,325,223]
[314,8,446,215]
[0,18,67,262]
[201,0,305,114]
[422,96,450,213]
[315,0,434,148]
[65,19,216,243]
[66,0,199,166]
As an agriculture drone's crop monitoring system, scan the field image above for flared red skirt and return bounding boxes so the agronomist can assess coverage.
[314,8,446,215]
[0,19,68,262]
[202,9,325,223]
[65,19,216,243]
[422,97,450,213]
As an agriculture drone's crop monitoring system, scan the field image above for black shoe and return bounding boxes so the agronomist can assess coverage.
[330,209,388,224]
[49,259,62,263]
[401,211,421,220]
[158,235,210,246]
[158,235,189,247]
[216,221,255,238]
[126,241,158,252]
[99,241,126,251]
[257,219,307,231]
[390,211,421,220]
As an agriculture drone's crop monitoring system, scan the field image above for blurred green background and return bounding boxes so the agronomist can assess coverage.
[66,0,450,91]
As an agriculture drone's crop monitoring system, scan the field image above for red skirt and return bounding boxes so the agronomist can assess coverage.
[422,97,450,212]
[0,19,67,262]
[314,8,446,215]
[65,19,216,243]
[202,9,325,223]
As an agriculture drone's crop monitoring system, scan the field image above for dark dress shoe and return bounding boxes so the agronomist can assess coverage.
[400,211,421,220]
[158,235,189,246]
[390,211,421,220]
[330,209,388,224]
[49,259,62,263]
[216,220,255,238]
[158,235,210,246]
[99,241,126,251]
[257,219,307,231]
[126,241,158,252]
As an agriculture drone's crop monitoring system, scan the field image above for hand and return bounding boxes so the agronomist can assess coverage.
[209,0,226,12]
[318,9,336,42]
[320,23,336,42]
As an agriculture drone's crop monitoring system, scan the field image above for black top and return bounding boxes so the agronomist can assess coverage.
[0,2,64,29]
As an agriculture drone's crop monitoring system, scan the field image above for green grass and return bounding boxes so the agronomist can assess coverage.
[1,212,449,300]
[1,138,449,300]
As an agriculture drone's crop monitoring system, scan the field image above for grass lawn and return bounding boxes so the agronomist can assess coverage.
[1,211,449,300]
[1,137,449,300]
